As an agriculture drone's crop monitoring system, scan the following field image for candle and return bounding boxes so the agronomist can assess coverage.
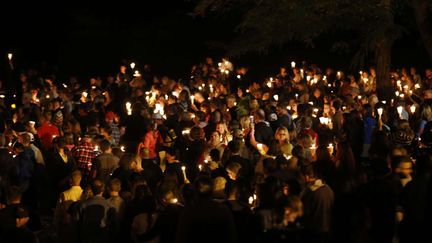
[266,81,272,88]
[248,196,254,205]
[295,93,298,99]
[133,70,141,77]
[273,95,279,101]
[358,95,362,100]
[7,53,12,60]
[377,108,383,117]
[410,105,416,114]
[414,84,421,89]
[181,166,187,181]
[397,106,403,119]
[130,62,136,69]
[120,146,125,152]
[319,117,329,125]
[182,128,191,135]
[327,143,334,155]
[291,61,296,68]
[198,164,202,171]
[395,91,399,96]
[236,75,241,79]
[126,102,132,115]
[171,198,178,204]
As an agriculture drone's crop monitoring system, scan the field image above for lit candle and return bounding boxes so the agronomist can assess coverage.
[395,91,399,97]
[181,166,187,181]
[358,95,362,100]
[248,196,254,205]
[130,62,135,69]
[126,102,132,115]
[377,108,383,118]
[410,105,416,114]
[7,53,12,60]
[209,84,214,93]
[120,146,125,152]
[266,81,272,88]
[172,198,178,204]
[319,117,329,125]
[414,84,421,89]
[236,75,241,79]
[291,61,296,68]
[182,128,190,135]
[273,94,279,101]
[198,164,202,171]
[397,106,403,119]
[327,143,334,155]
[295,93,298,99]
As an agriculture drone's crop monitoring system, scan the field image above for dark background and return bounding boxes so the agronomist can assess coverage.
[1,1,431,82]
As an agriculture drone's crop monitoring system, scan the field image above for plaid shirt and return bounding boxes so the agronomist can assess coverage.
[73,142,97,176]
[110,123,121,146]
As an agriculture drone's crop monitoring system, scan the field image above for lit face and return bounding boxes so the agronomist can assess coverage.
[284,207,300,223]
[397,162,413,177]
[276,130,288,143]
[216,124,225,134]
[211,132,220,142]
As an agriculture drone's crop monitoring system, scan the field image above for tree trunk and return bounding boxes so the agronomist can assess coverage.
[375,0,393,102]
[412,0,432,62]
[375,37,393,101]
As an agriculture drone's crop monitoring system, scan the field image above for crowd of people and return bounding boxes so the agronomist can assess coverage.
[0,57,432,243]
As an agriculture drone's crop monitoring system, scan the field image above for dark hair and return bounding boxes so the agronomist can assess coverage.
[227,140,241,154]
[91,179,105,195]
[194,176,213,199]
[209,148,220,161]
[99,139,111,152]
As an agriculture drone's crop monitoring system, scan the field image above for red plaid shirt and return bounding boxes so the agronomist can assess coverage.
[73,142,97,176]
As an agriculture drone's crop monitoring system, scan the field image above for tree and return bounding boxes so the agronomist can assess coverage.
[194,0,414,100]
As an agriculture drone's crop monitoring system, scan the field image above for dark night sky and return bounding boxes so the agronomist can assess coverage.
[1,2,431,81]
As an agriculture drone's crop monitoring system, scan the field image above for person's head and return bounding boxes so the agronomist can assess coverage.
[282,195,303,224]
[209,148,221,162]
[301,163,318,183]
[40,110,52,124]
[227,140,241,155]
[254,109,266,123]
[109,178,122,196]
[7,186,22,205]
[391,156,413,178]
[194,176,214,199]
[70,170,82,187]
[210,130,221,142]
[226,162,242,180]
[421,105,432,121]
[275,126,290,144]
[99,139,112,153]
[91,179,105,196]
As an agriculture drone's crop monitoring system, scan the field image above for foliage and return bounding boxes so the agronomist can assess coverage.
[194,0,405,63]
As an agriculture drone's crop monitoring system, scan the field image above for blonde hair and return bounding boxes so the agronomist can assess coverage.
[275,126,290,143]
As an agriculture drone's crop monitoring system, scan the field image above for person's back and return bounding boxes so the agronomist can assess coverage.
[301,164,334,241]
[92,140,119,183]
[79,180,117,243]
[176,176,237,243]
